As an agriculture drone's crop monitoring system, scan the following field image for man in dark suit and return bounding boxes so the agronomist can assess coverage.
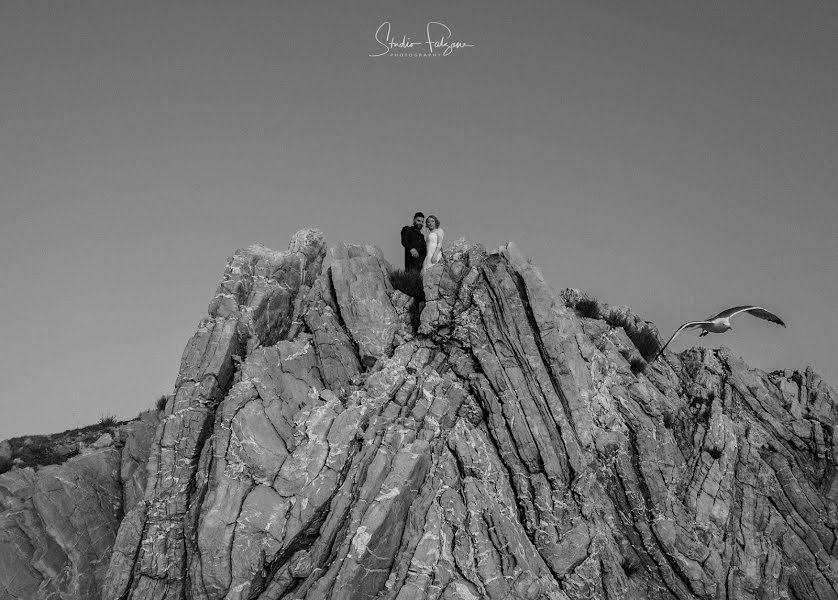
[400,212,427,271]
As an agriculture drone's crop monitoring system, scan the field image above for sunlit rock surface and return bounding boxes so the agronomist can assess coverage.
[3,229,836,600]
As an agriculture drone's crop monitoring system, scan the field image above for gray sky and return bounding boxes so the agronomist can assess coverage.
[1,1,835,439]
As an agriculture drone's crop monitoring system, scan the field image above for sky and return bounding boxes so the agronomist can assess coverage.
[0,1,835,439]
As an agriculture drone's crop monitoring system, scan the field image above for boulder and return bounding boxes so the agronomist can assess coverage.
[92,432,114,448]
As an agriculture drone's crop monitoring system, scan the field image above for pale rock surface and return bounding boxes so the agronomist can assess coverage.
[103,231,328,600]
[93,433,114,448]
[105,233,837,600]
[4,229,837,600]
[329,242,398,366]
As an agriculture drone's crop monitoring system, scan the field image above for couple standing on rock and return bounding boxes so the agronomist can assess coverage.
[400,211,445,272]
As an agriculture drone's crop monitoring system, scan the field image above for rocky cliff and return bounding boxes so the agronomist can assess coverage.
[3,229,836,600]
[0,412,160,599]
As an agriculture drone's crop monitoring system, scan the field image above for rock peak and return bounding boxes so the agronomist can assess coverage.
[2,230,836,600]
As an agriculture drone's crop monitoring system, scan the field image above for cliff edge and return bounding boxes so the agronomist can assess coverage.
[2,229,836,600]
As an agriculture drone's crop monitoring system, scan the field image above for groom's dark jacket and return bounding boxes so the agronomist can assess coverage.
[400,225,426,271]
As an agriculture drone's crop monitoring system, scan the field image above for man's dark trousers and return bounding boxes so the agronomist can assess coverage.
[401,225,426,271]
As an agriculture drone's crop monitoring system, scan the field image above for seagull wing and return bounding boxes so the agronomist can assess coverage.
[651,321,715,363]
[712,306,786,326]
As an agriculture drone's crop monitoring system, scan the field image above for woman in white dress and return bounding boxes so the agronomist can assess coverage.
[422,215,444,271]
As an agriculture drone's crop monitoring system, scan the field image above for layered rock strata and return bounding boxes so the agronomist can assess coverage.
[0,411,159,600]
[5,229,837,600]
[110,232,838,600]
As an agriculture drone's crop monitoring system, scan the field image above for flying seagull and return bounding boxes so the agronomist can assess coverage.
[651,306,786,363]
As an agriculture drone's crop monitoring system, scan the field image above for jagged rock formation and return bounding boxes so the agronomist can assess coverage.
[3,230,837,600]
[0,411,159,599]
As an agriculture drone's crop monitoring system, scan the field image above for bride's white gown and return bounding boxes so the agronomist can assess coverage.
[423,228,444,270]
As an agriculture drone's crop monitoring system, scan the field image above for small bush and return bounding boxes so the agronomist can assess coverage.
[619,347,647,375]
[605,309,630,329]
[631,326,661,362]
[26,444,61,466]
[156,395,168,412]
[629,355,648,375]
[388,268,425,301]
[5,438,63,470]
[0,456,11,474]
[98,414,118,427]
[606,309,661,362]
[575,297,602,319]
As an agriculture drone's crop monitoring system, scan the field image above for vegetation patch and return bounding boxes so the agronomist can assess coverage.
[388,268,425,302]
[619,347,648,375]
[98,414,118,427]
[630,326,662,362]
[606,309,661,362]
[0,417,124,474]
[575,297,602,319]
[629,355,648,375]
[604,309,630,330]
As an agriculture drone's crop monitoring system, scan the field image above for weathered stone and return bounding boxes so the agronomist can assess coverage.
[304,275,362,392]
[6,230,836,600]
[329,243,398,366]
[103,231,327,600]
[93,432,114,448]
[117,410,161,511]
[0,408,160,600]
